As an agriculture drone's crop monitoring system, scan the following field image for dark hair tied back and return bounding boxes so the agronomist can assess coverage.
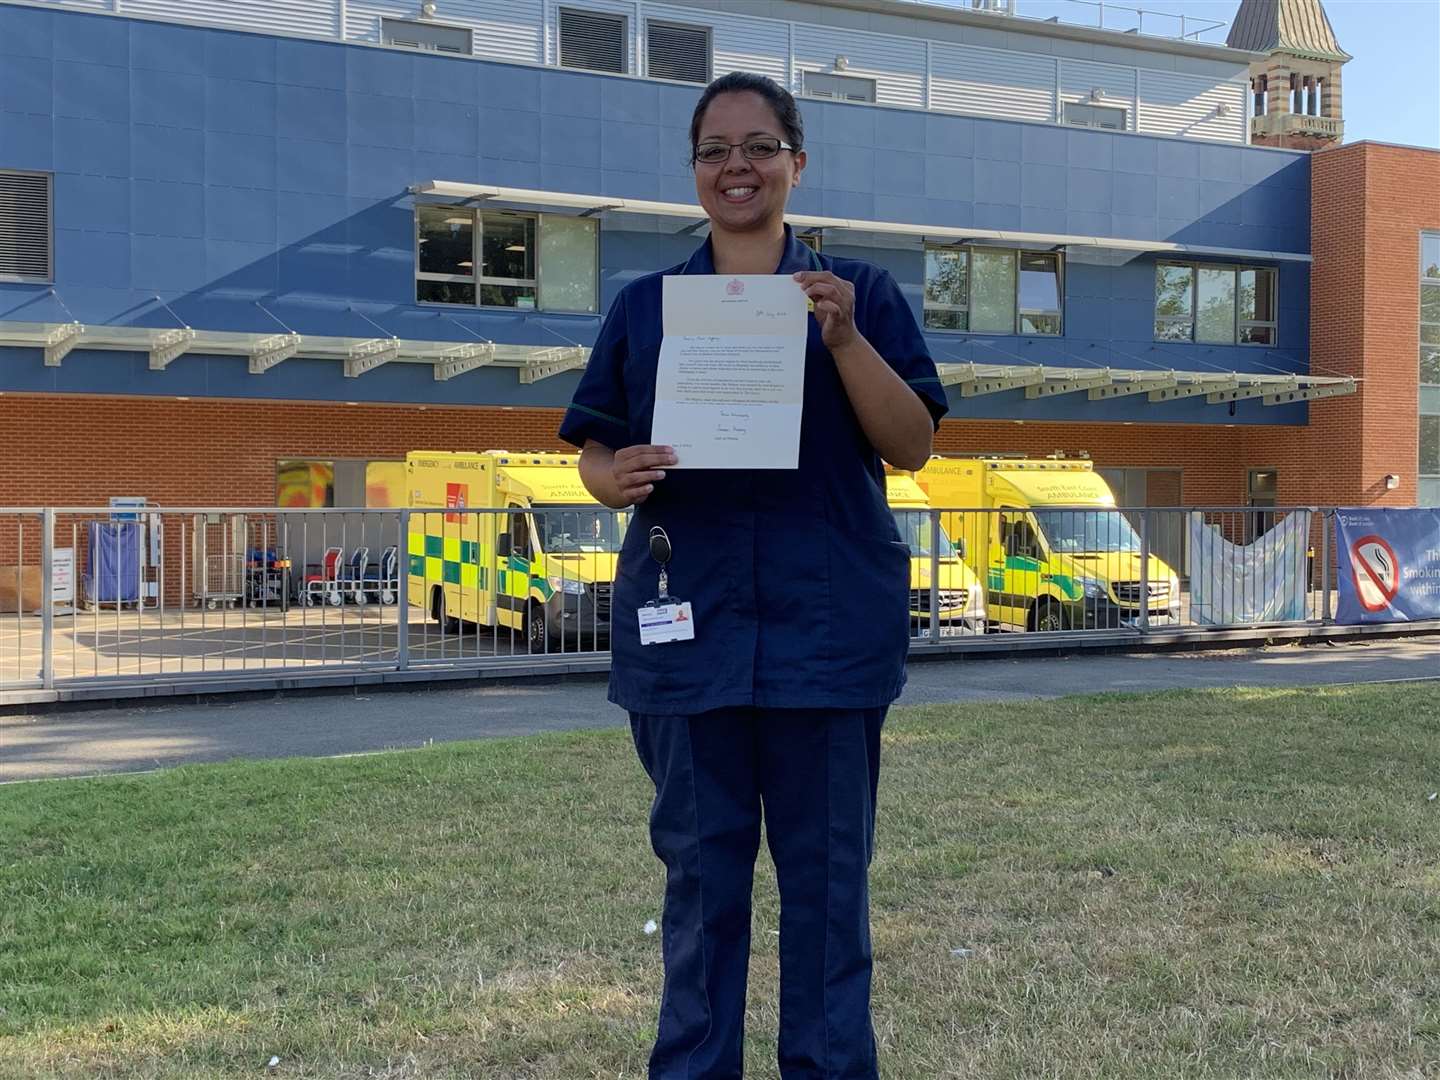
[689,72,804,162]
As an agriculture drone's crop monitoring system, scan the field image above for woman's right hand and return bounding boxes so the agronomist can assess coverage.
[612,445,677,505]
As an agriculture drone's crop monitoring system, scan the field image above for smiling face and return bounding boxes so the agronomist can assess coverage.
[692,91,806,238]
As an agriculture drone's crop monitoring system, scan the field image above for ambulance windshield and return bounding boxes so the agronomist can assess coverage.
[891,510,957,558]
[534,507,628,553]
[1033,510,1140,553]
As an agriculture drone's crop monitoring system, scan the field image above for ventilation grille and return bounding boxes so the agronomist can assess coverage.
[560,9,626,74]
[381,17,472,54]
[0,171,52,281]
[647,20,710,84]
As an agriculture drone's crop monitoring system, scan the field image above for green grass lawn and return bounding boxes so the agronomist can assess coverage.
[2,683,1438,1079]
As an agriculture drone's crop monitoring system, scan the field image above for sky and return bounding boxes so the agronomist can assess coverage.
[1010,0,1440,148]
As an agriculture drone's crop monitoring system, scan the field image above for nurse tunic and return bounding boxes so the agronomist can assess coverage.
[559,226,948,713]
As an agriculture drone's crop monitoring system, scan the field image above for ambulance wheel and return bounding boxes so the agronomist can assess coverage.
[327,590,343,607]
[380,589,396,606]
[432,587,459,633]
[304,593,317,607]
[1030,600,1068,634]
[526,604,549,654]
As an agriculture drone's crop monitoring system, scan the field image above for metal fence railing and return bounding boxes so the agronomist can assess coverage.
[0,504,1372,695]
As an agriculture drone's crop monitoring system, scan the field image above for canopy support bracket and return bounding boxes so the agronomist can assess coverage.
[1026,368,1113,399]
[1262,379,1356,406]
[344,338,400,378]
[1089,373,1177,400]
[249,333,303,374]
[148,328,197,371]
[1149,378,1238,403]
[518,346,588,384]
[43,322,84,367]
[433,342,496,381]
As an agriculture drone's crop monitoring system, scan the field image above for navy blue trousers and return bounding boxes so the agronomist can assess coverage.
[629,706,886,1080]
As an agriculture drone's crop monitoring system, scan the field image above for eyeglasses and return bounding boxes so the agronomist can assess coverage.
[692,137,797,165]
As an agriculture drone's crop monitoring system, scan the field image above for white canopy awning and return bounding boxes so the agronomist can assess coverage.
[412,181,1315,265]
[0,318,1355,407]
[0,320,587,383]
[935,362,1354,405]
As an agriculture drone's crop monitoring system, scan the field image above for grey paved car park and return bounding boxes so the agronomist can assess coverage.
[1,638,1434,783]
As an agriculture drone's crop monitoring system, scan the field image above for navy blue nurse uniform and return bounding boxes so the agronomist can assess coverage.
[559,226,947,1080]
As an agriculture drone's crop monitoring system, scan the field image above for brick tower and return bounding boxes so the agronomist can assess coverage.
[1227,0,1350,150]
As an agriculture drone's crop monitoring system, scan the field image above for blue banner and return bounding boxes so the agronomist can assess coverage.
[1333,509,1440,624]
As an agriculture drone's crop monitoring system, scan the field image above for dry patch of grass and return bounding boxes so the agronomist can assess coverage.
[2,683,1438,1078]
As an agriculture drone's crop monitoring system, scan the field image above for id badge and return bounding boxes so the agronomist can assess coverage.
[638,601,696,645]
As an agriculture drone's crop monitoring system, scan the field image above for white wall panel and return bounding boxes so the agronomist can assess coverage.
[791,22,925,108]
[345,0,543,62]
[930,42,1056,123]
[643,2,786,84]
[122,0,338,36]
[1059,58,1135,114]
[1138,70,1247,143]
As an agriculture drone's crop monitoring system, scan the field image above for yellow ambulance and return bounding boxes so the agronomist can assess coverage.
[406,450,623,651]
[910,456,1180,633]
[886,474,987,634]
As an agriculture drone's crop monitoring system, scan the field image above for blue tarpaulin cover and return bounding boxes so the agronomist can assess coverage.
[85,522,141,603]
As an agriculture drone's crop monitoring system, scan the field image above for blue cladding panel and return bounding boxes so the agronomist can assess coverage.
[885,151,926,197]
[0,5,1314,426]
[54,60,131,122]
[55,117,130,176]
[2,55,54,115]
[133,180,205,237]
[55,173,131,231]
[0,112,53,171]
[875,109,926,152]
[206,78,278,137]
[600,121,660,174]
[134,124,205,183]
[205,131,277,189]
[53,14,128,65]
[204,30,277,83]
[132,68,207,129]
[415,100,478,155]
[540,114,601,167]
[278,85,348,143]
[1021,125,1068,166]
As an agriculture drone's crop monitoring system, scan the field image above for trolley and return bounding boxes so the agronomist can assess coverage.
[302,547,345,607]
[191,514,246,610]
[337,547,370,605]
[362,545,400,605]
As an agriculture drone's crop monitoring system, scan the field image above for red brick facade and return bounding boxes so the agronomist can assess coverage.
[0,393,1270,510]
[1279,141,1440,507]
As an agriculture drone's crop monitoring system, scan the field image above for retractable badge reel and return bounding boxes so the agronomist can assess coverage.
[638,526,696,645]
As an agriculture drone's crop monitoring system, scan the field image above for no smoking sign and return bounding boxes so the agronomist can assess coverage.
[1348,534,1400,612]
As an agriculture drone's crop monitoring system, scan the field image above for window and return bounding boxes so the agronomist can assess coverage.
[1421,232,1440,506]
[416,207,598,313]
[381,17,472,54]
[1251,74,1268,118]
[646,20,709,84]
[801,71,877,103]
[559,8,627,74]
[1153,262,1276,345]
[0,169,52,282]
[1018,253,1062,335]
[923,247,1062,335]
[1063,101,1127,130]
[1246,468,1278,541]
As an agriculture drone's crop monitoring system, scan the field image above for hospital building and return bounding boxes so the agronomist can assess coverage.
[1,0,1437,512]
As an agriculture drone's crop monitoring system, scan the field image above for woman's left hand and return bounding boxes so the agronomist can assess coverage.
[793,271,860,352]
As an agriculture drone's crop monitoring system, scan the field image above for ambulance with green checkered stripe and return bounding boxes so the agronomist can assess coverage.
[406,451,625,651]
[909,455,1181,633]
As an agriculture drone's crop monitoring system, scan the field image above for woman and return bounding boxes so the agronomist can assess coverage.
[559,72,947,1079]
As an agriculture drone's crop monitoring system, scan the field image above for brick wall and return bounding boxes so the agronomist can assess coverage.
[1299,141,1440,507]
[0,393,1275,511]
